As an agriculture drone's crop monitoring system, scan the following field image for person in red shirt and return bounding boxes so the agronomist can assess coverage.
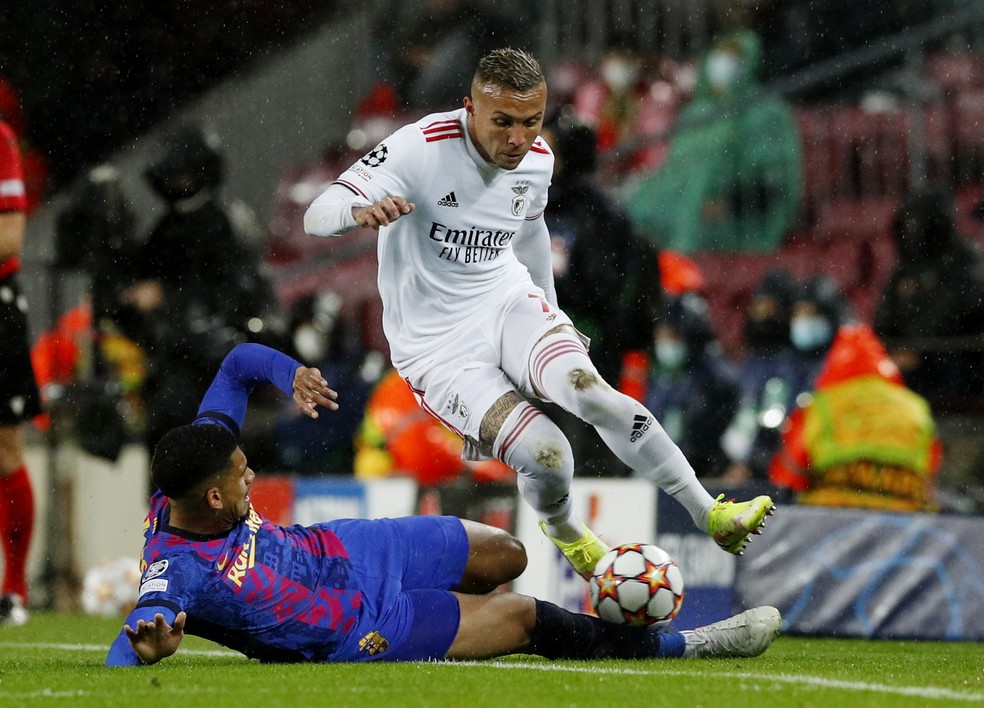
[0,117,42,625]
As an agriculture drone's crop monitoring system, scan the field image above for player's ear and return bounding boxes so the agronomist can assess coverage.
[205,486,224,511]
[464,96,474,115]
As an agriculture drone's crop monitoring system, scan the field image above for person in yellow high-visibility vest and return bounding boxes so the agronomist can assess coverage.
[769,323,941,512]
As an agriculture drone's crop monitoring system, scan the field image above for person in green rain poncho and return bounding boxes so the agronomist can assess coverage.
[627,28,802,253]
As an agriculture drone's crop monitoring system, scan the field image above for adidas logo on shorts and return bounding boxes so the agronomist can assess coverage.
[438,191,459,207]
[629,414,653,442]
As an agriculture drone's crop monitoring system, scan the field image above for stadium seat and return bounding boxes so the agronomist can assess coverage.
[922,102,954,184]
[796,107,839,210]
[924,51,983,97]
[829,106,911,198]
[812,196,899,242]
[797,103,915,204]
[806,197,900,323]
[954,182,984,245]
[953,90,984,146]
[949,89,984,183]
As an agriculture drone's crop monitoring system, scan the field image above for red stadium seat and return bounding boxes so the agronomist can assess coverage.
[813,196,899,242]
[953,89,984,152]
[954,182,984,245]
[949,89,984,183]
[925,51,984,97]
[923,102,955,184]
[830,106,910,198]
[796,107,839,209]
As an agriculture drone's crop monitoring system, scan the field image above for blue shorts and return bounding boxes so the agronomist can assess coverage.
[326,515,469,662]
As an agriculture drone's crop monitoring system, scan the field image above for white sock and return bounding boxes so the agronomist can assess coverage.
[493,401,582,540]
[530,333,716,530]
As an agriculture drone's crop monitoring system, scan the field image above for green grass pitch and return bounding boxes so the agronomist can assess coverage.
[0,613,981,707]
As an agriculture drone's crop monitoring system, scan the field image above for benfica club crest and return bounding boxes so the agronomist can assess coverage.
[511,182,529,216]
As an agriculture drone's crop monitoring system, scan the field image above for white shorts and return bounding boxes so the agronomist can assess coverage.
[401,283,583,461]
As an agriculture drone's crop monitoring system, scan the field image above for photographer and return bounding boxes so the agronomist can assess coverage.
[119,124,284,454]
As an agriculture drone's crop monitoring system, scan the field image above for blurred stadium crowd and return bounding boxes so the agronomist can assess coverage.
[5,0,984,518]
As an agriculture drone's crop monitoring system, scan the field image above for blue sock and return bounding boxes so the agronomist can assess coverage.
[655,631,686,658]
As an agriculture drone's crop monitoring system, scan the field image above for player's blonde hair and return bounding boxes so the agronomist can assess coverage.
[473,48,545,92]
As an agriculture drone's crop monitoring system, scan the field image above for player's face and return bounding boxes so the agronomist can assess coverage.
[217,448,255,523]
[465,81,547,170]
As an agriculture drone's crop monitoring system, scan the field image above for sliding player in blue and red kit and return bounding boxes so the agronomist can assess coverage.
[106,343,780,666]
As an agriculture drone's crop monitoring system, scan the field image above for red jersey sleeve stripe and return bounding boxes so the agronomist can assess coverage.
[425,133,463,143]
[332,179,370,201]
[422,119,462,132]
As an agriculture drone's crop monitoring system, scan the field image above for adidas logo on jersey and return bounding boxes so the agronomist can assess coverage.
[629,414,653,442]
[438,191,459,207]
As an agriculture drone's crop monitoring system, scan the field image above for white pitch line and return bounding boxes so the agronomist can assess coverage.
[0,641,242,658]
[0,689,90,700]
[452,660,984,703]
[3,643,980,703]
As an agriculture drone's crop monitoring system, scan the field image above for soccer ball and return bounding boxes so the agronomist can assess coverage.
[81,556,142,618]
[589,543,685,627]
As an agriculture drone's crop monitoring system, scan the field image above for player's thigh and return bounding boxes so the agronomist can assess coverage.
[0,279,42,429]
[377,589,462,661]
[498,287,579,396]
[391,515,471,590]
[333,515,471,590]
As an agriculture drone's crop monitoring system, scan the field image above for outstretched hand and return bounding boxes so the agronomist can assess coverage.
[124,611,187,665]
[292,366,339,418]
[352,196,415,229]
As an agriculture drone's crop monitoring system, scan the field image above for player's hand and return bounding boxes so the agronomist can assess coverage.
[292,366,339,418]
[124,611,186,665]
[352,196,415,229]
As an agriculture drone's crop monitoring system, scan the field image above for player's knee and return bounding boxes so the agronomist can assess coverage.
[495,404,574,481]
[520,436,575,495]
[565,377,622,425]
[495,533,528,583]
[462,521,528,588]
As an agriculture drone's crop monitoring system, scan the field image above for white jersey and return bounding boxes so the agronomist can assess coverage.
[305,107,555,374]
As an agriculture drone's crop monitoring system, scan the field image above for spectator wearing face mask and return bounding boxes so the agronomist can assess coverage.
[723,273,851,483]
[625,8,802,254]
[643,293,740,478]
[721,268,799,482]
[572,34,681,173]
[573,39,647,153]
[788,276,852,389]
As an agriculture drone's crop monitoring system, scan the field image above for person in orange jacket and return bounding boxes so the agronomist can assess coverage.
[355,368,514,488]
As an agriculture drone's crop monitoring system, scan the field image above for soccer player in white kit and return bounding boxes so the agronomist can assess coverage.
[305,48,774,579]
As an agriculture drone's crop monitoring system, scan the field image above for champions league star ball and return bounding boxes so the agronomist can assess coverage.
[81,556,143,618]
[589,543,685,627]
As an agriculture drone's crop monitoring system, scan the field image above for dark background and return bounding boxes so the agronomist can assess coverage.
[0,1,341,188]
